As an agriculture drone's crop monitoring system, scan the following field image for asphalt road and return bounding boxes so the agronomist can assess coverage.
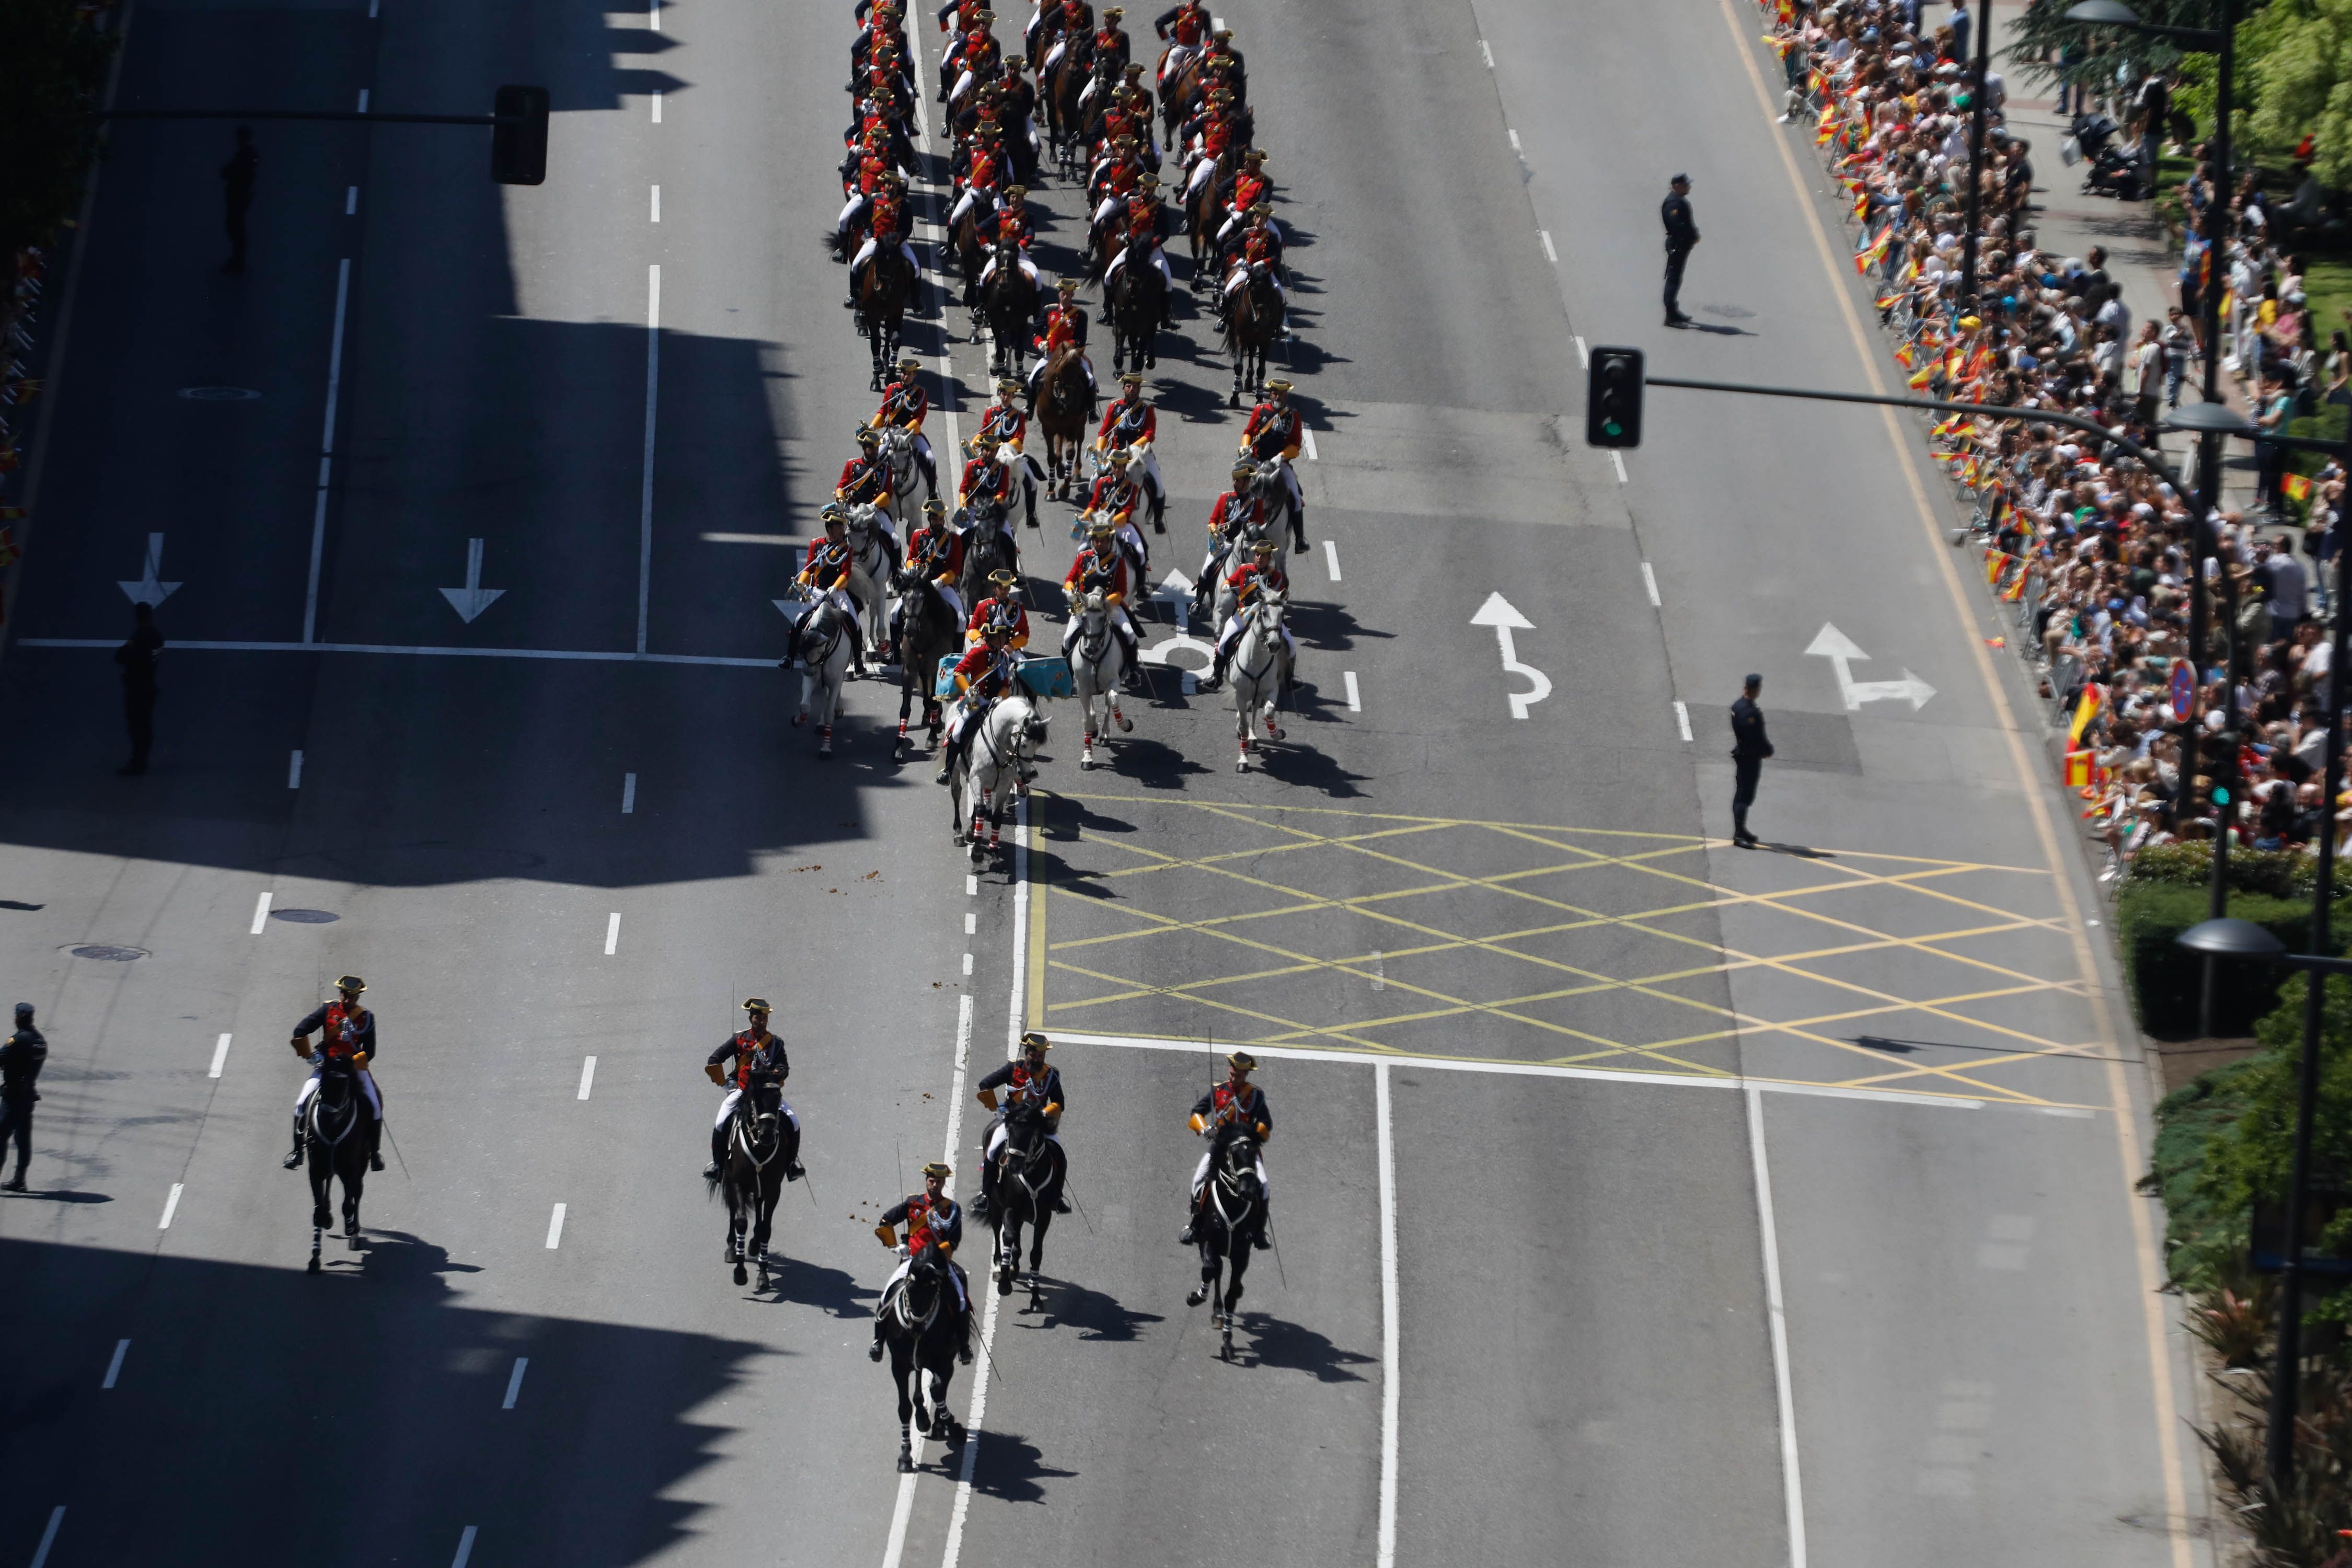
[0,0,2210,1564]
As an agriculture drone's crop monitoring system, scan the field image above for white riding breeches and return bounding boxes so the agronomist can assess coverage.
[852,237,922,276]
[1091,194,1123,230]
[1216,209,1279,248]
[715,1088,801,1129]
[1216,616,1295,660]
[1161,42,1198,83]
[1115,519,1149,569]
[1027,355,1097,396]
[837,192,870,235]
[977,253,1043,289]
[886,1252,970,1311]
[931,581,966,622]
[1041,38,1066,72]
[949,184,997,225]
[1104,244,1173,288]
[1185,155,1219,199]
[984,1121,1063,1160]
[1191,1147,1269,1197]
[1224,267,1286,307]
[296,1065,382,1118]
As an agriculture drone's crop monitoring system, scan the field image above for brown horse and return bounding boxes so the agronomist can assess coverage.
[1185,150,1232,278]
[858,244,917,393]
[1031,345,1094,500]
[1045,50,1094,178]
[1221,261,1280,408]
[1157,51,1208,152]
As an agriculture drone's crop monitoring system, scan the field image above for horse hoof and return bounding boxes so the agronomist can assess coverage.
[1235,756,1249,773]
[1186,1286,1208,1307]
[793,712,809,727]
[897,1450,916,1474]
[348,1233,362,1251]
[733,1262,748,1285]
[818,744,834,759]
[1265,726,1284,742]
[1079,753,1094,771]
[998,1271,1013,1296]
[307,1255,322,1275]
[1117,714,1134,732]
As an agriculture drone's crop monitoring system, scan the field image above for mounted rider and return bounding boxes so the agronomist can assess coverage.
[870,1161,973,1364]
[1085,451,1154,599]
[1153,0,1211,85]
[1179,1051,1272,1248]
[836,423,896,511]
[701,998,805,1182]
[847,172,918,310]
[1219,203,1286,336]
[936,622,1024,785]
[1179,87,1243,203]
[871,358,940,501]
[1239,378,1306,548]
[947,10,1003,107]
[1027,278,1097,401]
[892,498,967,656]
[1061,517,1141,679]
[786,503,872,678]
[974,185,1041,293]
[948,126,1009,227]
[1201,25,1247,102]
[1199,536,1293,692]
[1087,135,1148,246]
[956,431,1021,555]
[1101,172,1175,312]
[973,1030,1069,1220]
[284,975,384,1172]
[1195,458,1268,608]
[1089,7,1132,76]
[966,568,1030,648]
[1032,0,1093,73]
[976,377,1043,528]
[1092,372,1166,531]
[1213,148,1270,249]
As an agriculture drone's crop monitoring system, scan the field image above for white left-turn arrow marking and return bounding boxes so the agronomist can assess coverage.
[1804,622,1935,711]
[438,538,506,623]
[1470,591,1551,720]
[118,533,180,606]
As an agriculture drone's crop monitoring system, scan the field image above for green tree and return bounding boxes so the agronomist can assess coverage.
[2241,0,2352,187]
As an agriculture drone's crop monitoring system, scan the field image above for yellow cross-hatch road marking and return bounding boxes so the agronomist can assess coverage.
[1036,793,2103,1105]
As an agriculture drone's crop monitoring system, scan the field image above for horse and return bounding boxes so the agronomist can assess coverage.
[949,692,1048,867]
[951,201,988,320]
[986,1111,1066,1305]
[877,1247,966,1472]
[858,243,917,392]
[303,1060,370,1274]
[719,1077,790,1289]
[1032,344,1094,500]
[788,594,858,758]
[843,501,896,648]
[979,241,1040,379]
[1184,150,1232,277]
[1228,586,1292,772]
[1192,503,1276,627]
[1223,260,1281,408]
[891,568,962,765]
[1159,51,1209,152]
[872,429,925,532]
[1186,1129,1265,1361]
[1046,53,1099,179]
[958,515,1021,608]
[1105,235,1165,373]
[1065,585,1133,769]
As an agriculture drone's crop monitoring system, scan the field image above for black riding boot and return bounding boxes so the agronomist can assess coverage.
[705,1124,727,1181]
[782,1120,805,1181]
[1177,1187,1206,1244]
[1290,507,1309,553]
[870,1316,887,1360]
[367,1114,385,1173]
[1198,643,1231,693]
[1119,630,1143,691]
[284,1114,305,1170]
[1254,1205,1274,1250]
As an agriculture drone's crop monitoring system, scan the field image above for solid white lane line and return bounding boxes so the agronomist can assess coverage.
[30,1508,63,1568]
[637,264,661,655]
[344,186,357,215]
[1376,1063,1400,1568]
[621,772,638,813]
[502,1356,528,1410]
[304,258,352,644]
[250,891,272,933]
[939,801,1029,1568]
[209,1033,232,1078]
[1479,37,1494,67]
[1540,230,1557,264]
[652,89,662,123]
[650,184,661,223]
[452,1526,478,1568]
[545,1203,567,1249]
[1610,450,1628,484]
[965,912,976,935]
[1508,128,1520,152]
[356,88,369,112]
[1343,670,1362,712]
[102,1339,129,1389]
[1301,426,1318,462]
[1675,700,1692,742]
[577,1056,597,1101]
[1641,562,1660,606]
[288,748,304,788]
[1322,538,1340,580]
[698,531,798,545]
[1574,335,1589,367]
[604,913,621,955]
[1747,1086,1810,1568]
[962,952,974,976]
[158,1183,183,1229]
[1045,1031,1999,1111]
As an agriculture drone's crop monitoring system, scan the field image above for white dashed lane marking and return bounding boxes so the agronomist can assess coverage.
[1675,701,1692,742]
[604,913,621,955]
[621,772,638,813]
[577,1056,597,1100]
[502,1357,529,1410]
[250,891,272,933]
[209,1033,232,1078]
[1343,671,1362,712]
[1641,562,1661,606]
[102,1340,129,1389]
[158,1183,183,1229]
[545,1204,567,1249]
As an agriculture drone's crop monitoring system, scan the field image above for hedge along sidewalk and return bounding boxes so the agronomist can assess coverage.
[2117,843,2352,1040]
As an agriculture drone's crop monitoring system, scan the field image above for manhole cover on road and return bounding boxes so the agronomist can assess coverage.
[177,386,261,401]
[270,908,339,924]
[71,945,146,962]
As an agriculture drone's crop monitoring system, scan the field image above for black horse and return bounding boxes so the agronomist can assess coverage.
[720,1078,793,1288]
[958,517,1021,608]
[891,568,964,765]
[877,1248,967,1472]
[986,1113,1065,1304]
[1186,1130,1264,1360]
[980,240,1039,378]
[1106,236,1166,374]
[304,1062,370,1274]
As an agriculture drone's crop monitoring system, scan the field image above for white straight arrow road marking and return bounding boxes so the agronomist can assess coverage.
[118,533,181,606]
[1469,591,1551,720]
[439,538,506,624]
[1804,622,1935,711]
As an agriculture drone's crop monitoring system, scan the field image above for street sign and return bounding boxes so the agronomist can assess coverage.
[2169,658,2195,723]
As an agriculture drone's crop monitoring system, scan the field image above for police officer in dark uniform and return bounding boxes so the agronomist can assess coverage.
[1662,172,1699,328]
[704,998,805,1181]
[972,1030,1069,1219]
[1731,672,1774,848]
[0,1003,48,1191]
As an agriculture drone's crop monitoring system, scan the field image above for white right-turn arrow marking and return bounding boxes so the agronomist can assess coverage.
[1804,622,1935,711]
[1470,591,1551,720]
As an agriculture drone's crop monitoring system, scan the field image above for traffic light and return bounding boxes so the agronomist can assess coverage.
[491,85,549,186]
[1585,346,1645,448]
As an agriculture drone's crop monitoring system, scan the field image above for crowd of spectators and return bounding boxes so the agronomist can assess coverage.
[1757,0,2352,870]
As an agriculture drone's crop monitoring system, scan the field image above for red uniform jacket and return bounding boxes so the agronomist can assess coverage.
[1096,398,1156,447]
[1064,546,1131,600]
[1087,472,1142,524]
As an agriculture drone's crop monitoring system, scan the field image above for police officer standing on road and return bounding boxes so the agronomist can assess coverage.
[1662,173,1699,329]
[115,601,162,777]
[0,1003,49,1192]
[1731,673,1773,849]
[221,127,257,275]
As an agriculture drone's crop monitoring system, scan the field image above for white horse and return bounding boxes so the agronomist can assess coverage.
[949,693,1049,865]
[876,425,926,529]
[1065,587,1133,770]
[1229,587,1293,772]
[1196,503,1275,628]
[789,594,858,757]
[842,503,894,659]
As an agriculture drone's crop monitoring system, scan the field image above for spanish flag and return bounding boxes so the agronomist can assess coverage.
[2284,472,2313,503]
[1815,117,1839,146]
[2069,684,2103,745]
[1985,547,2007,585]
[1907,362,1936,389]
[1898,343,1922,370]
[2002,559,2028,601]
[1854,228,1890,273]
[2063,750,2094,790]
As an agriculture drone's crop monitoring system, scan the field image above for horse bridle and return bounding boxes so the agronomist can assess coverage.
[310,1069,360,1147]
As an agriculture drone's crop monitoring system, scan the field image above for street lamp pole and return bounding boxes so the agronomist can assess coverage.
[1957,1,1993,313]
